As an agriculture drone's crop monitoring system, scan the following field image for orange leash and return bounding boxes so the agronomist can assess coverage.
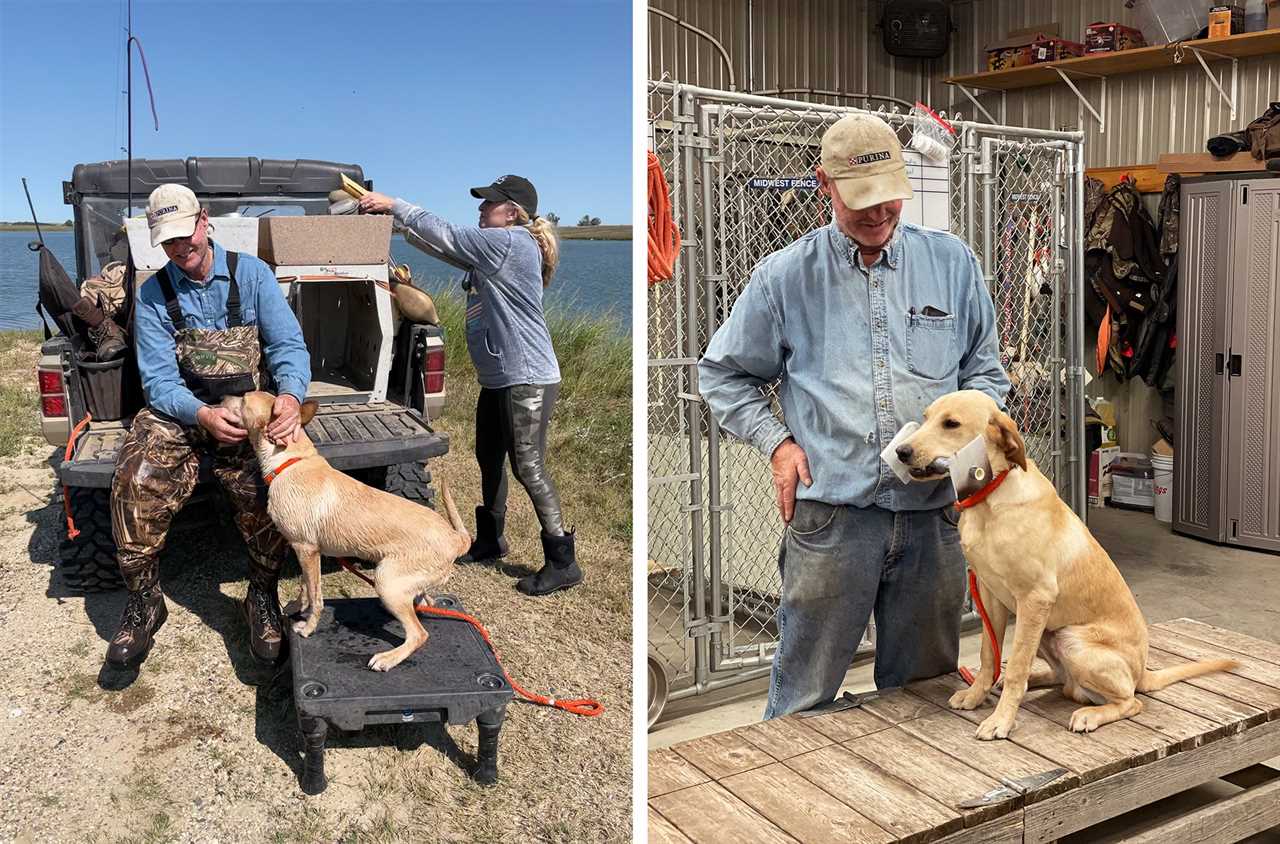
[647,151,681,285]
[61,412,93,540]
[335,557,603,717]
[958,568,1001,686]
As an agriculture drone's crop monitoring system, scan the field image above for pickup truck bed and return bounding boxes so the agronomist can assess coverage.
[58,401,449,488]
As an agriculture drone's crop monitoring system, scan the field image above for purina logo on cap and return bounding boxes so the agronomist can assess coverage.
[850,151,892,166]
[149,205,180,220]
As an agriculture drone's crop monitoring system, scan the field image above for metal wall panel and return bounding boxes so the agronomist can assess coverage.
[648,0,1280,168]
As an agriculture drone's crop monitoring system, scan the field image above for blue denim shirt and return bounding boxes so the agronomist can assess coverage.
[698,221,1010,511]
[392,199,560,389]
[134,241,311,426]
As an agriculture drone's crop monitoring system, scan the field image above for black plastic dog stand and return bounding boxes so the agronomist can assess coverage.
[288,595,514,795]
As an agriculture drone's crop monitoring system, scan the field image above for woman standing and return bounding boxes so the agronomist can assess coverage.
[358,176,581,596]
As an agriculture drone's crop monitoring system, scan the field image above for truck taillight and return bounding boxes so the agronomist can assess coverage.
[423,347,445,394]
[42,395,67,417]
[37,369,62,394]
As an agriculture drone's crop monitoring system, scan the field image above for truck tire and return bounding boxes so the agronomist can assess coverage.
[58,487,124,593]
[349,462,436,511]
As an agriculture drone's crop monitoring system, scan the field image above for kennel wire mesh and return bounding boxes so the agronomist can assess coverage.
[647,81,1086,702]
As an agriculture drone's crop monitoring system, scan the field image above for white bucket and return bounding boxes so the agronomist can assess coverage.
[1151,453,1173,524]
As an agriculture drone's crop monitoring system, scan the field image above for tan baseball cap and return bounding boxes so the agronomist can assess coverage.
[820,114,913,211]
[146,183,202,246]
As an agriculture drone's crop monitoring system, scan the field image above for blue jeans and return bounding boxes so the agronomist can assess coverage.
[764,501,966,719]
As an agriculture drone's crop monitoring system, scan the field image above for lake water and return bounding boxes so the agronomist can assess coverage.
[0,230,631,332]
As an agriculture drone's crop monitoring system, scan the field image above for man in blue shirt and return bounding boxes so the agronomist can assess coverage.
[106,183,311,671]
[699,114,1010,718]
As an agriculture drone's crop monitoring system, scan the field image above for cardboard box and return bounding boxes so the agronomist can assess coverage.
[258,215,392,266]
[1269,0,1280,30]
[1032,37,1085,62]
[1088,445,1120,507]
[1085,22,1146,52]
[985,24,1059,71]
[1209,4,1244,36]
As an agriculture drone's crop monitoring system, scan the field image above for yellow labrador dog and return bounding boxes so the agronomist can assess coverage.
[897,390,1236,739]
[222,391,470,671]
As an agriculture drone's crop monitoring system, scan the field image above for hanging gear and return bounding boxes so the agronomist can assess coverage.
[648,151,681,285]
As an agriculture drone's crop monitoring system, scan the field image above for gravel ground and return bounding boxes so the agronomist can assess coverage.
[0,341,633,843]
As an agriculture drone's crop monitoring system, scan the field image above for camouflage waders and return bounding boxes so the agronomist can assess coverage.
[110,252,287,593]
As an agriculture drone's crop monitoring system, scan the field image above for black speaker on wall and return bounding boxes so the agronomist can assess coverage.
[879,0,953,59]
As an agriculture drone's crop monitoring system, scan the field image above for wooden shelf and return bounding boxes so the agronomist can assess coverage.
[1156,151,1271,174]
[944,29,1280,92]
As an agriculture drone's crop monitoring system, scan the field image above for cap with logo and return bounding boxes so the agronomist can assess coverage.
[820,114,913,211]
[146,183,202,247]
[470,175,538,218]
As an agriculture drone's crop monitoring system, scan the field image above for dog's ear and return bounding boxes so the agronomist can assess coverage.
[299,400,319,427]
[987,410,1027,471]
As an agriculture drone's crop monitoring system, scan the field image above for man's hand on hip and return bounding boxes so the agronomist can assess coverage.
[196,405,248,444]
[771,438,812,524]
[266,393,302,445]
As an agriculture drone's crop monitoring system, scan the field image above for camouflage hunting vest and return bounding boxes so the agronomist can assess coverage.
[157,251,266,405]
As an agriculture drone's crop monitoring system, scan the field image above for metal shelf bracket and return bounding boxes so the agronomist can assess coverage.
[1053,67,1107,134]
[953,83,999,125]
[1179,44,1238,122]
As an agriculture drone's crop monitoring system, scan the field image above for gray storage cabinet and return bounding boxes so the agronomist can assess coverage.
[1174,174,1280,551]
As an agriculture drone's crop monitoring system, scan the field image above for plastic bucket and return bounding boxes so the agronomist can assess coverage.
[1151,453,1173,524]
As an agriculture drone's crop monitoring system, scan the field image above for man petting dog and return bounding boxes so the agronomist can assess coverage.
[699,114,1010,718]
[105,183,310,670]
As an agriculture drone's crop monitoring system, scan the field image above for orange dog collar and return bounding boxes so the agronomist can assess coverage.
[954,469,1011,510]
[263,456,304,486]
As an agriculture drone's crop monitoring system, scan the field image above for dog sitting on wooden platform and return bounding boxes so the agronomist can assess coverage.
[897,390,1237,739]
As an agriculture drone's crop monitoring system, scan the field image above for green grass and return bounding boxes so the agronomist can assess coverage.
[432,290,632,541]
[0,329,44,458]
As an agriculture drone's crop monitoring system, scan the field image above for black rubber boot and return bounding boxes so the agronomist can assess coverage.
[516,530,583,596]
[459,507,510,563]
[105,586,168,667]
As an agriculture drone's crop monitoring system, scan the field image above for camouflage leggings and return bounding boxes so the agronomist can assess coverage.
[110,408,288,592]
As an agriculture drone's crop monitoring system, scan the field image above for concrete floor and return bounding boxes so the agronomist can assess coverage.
[648,507,1280,840]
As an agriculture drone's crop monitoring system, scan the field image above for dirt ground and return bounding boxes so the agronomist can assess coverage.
[0,337,633,843]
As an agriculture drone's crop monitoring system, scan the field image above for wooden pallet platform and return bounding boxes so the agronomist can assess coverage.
[648,619,1280,844]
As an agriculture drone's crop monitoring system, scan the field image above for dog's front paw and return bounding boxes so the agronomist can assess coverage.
[949,686,991,710]
[975,710,1016,740]
[1070,707,1104,733]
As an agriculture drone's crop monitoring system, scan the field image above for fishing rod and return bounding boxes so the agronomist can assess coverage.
[21,178,44,246]
[124,0,159,244]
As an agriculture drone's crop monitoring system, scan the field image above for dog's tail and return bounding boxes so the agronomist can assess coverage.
[1137,658,1239,692]
[439,480,471,549]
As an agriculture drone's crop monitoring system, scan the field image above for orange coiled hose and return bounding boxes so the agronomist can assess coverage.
[647,151,681,285]
[62,412,93,540]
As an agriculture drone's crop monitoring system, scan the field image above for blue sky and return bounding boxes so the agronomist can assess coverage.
[0,0,632,224]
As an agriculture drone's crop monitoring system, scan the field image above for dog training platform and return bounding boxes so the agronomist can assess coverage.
[289,594,513,794]
[649,619,1280,843]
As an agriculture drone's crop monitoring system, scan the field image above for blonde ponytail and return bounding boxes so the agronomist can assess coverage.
[512,204,559,287]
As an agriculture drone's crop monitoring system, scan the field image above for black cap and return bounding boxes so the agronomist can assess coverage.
[470,175,538,218]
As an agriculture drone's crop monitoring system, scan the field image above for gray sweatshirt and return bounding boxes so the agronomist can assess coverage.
[393,199,560,388]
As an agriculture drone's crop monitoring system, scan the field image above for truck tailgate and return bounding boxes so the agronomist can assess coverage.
[58,402,449,488]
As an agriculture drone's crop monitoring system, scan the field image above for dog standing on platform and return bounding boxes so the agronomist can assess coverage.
[896,390,1238,739]
[221,391,471,671]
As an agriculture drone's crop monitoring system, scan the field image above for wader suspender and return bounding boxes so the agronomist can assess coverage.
[156,251,243,331]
